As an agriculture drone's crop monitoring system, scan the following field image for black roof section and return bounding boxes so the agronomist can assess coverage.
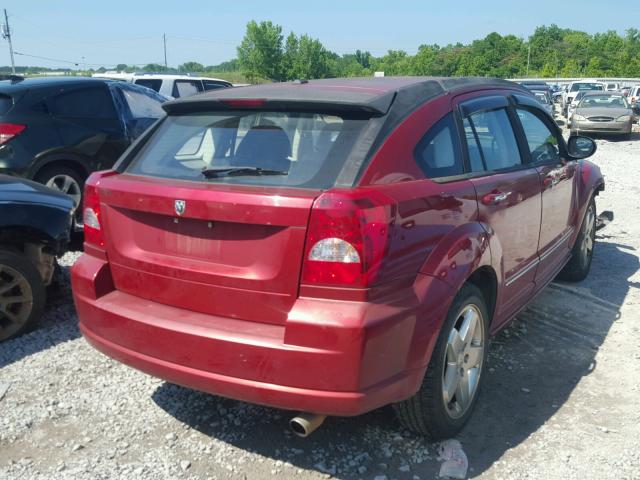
[0,76,114,92]
[163,76,527,116]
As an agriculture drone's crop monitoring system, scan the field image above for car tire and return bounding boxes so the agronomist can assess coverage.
[393,283,489,439]
[0,249,46,342]
[35,165,85,211]
[558,198,596,282]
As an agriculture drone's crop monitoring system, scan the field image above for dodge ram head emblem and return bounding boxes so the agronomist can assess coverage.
[174,200,186,216]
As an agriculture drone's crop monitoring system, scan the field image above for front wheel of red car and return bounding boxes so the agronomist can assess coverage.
[393,283,489,439]
[557,198,596,282]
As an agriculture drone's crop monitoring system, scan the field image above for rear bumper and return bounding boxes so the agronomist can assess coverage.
[72,254,451,416]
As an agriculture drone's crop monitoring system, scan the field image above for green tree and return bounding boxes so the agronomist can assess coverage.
[237,20,284,81]
[179,61,205,72]
[143,63,168,72]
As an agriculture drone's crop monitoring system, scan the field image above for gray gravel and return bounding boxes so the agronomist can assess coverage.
[1,118,639,479]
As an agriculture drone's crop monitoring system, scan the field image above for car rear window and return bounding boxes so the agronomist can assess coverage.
[0,94,13,114]
[126,111,369,189]
[571,83,604,92]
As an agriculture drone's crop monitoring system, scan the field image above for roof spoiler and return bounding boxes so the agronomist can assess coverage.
[162,93,397,117]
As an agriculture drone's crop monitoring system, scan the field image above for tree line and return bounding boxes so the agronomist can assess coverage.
[229,21,640,82]
[6,22,639,84]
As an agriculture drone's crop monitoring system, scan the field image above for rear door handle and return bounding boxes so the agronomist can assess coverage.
[482,191,510,205]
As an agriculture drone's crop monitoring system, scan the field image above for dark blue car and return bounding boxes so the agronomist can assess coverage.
[0,76,168,214]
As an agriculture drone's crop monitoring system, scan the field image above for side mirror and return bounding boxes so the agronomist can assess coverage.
[568,135,596,159]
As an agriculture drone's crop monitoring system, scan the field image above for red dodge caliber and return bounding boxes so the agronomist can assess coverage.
[72,77,604,438]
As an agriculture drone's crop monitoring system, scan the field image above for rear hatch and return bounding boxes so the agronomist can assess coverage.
[99,174,316,325]
[98,106,379,325]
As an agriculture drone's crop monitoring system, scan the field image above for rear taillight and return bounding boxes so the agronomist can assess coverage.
[301,191,395,288]
[0,123,26,145]
[83,170,118,248]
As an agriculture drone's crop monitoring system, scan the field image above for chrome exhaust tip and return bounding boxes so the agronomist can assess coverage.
[289,413,327,437]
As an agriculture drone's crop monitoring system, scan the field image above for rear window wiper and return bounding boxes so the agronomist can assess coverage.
[201,167,288,179]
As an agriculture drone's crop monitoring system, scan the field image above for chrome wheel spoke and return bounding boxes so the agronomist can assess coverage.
[447,329,464,360]
[0,278,20,295]
[455,372,471,411]
[466,366,480,395]
[0,294,29,305]
[443,362,460,404]
[459,308,478,346]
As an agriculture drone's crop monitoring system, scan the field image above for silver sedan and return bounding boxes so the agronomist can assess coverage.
[571,92,634,137]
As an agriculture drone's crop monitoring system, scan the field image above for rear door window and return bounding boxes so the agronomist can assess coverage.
[126,111,368,189]
[172,80,204,98]
[463,108,522,171]
[50,87,117,119]
[134,79,163,92]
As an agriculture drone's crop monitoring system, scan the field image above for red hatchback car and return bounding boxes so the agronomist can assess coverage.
[72,77,604,439]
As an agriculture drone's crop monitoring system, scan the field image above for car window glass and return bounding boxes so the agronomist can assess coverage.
[578,94,629,108]
[414,113,463,178]
[134,79,163,92]
[203,80,229,91]
[516,109,560,163]
[172,80,203,98]
[462,118,485,172]
[51,87,116,119]
[127,111,368,189]
[463,108,521,171]
[120,87,165,119]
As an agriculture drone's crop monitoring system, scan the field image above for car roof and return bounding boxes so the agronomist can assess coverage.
[0,76,112,92]
[164,76,525,116]
[132,73,230,82]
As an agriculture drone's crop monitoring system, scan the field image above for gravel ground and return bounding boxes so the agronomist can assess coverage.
[1,115,639,480]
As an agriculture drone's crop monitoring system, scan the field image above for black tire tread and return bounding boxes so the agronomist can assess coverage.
[558,198,596,282]
[393,283,489,439]
[0,249,46,341]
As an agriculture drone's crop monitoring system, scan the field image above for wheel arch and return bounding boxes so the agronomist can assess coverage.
[28,155,90,182]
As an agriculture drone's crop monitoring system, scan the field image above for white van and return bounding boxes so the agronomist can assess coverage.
[92,73,232,99]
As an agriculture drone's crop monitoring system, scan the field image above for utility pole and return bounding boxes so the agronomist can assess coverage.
[163,33,167,69]
[526,43,531,78]
[2,9,15,74]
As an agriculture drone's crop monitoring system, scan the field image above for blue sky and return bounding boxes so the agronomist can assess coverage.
[1,1,635,69]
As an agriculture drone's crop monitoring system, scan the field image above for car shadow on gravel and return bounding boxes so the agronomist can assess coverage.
[0,264,79,369]
[152,240,638,479]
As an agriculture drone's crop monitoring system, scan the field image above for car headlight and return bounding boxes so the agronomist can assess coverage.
[616,115,631,122]
[573,114,586,121]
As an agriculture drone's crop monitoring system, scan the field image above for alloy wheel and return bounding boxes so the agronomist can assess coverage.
[442,304,485,419]
[0,264,34,340]
[46,174,82,207]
